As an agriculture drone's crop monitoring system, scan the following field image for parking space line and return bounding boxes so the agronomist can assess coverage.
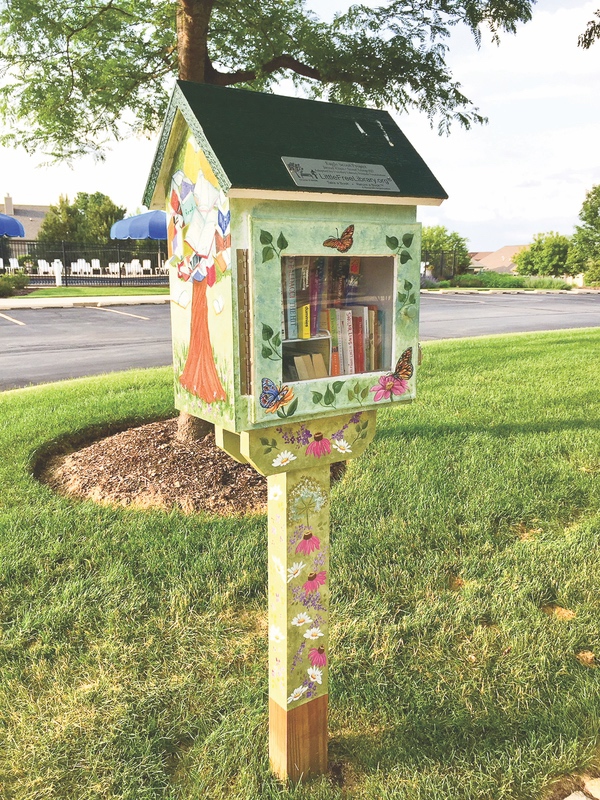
[0,312,26,326]
[90,306,151,321]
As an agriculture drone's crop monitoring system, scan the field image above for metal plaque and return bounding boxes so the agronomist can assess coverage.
[281,156,400,193]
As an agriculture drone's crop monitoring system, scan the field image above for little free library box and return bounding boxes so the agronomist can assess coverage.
[144,81,447,781]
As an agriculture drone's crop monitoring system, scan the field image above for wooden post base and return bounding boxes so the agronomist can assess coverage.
[269,695,328,781]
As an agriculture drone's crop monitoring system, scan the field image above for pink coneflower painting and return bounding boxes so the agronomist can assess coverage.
[309,646,327,667]
[303,570,326,593]
[305,432,332,458]
[296,530,321,555]
[370,374,408,402]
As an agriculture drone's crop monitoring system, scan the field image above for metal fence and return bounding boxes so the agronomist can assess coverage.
[421,249,463,281]
[0,238,169,287]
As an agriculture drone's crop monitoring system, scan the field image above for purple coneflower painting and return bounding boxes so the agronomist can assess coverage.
[309,646,327,667]
[303,570,326,593]
[296,529,321,555]
[305,432,332,458]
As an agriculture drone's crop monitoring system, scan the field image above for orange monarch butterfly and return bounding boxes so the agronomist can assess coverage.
[392,347,414,381]
[323,224,354,253]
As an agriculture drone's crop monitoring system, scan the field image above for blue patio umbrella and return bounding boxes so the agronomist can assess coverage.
[110,210,167,240]
[0,213,25,237]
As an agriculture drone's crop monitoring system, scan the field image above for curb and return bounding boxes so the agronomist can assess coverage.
[0,295,171,311]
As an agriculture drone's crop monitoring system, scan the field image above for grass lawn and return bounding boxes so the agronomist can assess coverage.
[25,286,169,297]
[1,329,600,800]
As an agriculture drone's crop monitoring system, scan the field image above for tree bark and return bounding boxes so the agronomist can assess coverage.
[176,411,212,443]
[177,0,213,82]
[175,0,216,443]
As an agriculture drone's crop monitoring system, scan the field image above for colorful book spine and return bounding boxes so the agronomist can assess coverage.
[283,257,297,339]
[331,257,349,308]
[344,309,355,375]
[345,257,360,304]
[368,307,376,372]
[310,257,326,335]
[352,315,364,373]
[298,303,311,339]
[377,310,384,370]
[328,308,341,376]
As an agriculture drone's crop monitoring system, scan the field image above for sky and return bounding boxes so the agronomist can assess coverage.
[1,1,599,251]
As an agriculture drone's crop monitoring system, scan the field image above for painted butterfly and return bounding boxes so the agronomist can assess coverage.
[260,378,294,413]
[323,224,354,253]
[392,347,414,381]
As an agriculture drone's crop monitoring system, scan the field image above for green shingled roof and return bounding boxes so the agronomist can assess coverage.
[145,81,447,204]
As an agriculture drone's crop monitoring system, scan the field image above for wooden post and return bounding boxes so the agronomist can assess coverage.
[267,465,330,781]
[217,411,376,782]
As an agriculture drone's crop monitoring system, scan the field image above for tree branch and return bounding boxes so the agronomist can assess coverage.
[204,54,323,86]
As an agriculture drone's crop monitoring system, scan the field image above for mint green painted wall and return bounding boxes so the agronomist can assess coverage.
[229,197,420,432]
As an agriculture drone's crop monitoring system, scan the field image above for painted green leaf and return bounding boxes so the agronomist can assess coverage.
[312,391,323,404]
[277,232,288,250]
[386,235,399,250]
[260,437,270,446]
[398,292,407,304]
[324,387,335,405]
[262,323,274,341]
[332,381,344,394]
[400,250,412,264]
[405,280,413,291]
[260,229,273,245]
[262,246,275,263]
[265,447,273,454]
[408,293,416,304]
[286,398,298,416]
[347,388,355,401]
[361,421,369,430]
[276,408,286,418]
[272,332,281,348]
[262,345,273,358]
[361,386,369,400]
[402,233,414,248]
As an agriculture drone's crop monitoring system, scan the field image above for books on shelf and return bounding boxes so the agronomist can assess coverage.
[281,254,387,379]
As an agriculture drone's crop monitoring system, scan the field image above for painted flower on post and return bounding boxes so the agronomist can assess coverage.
[309,646,327,667]
[303,626,325,641]
[287,562,306,582]
[307,666,323,685]
[303,571,326,594]
[295,529,321,555]
[370,374,408,402]
[332,438,352,454]
[306,432,332,458]
[291,612,313,627]
[288,477,328,526]
[272,450,297,468]
[269,624,285,643]
[287,685,308,704]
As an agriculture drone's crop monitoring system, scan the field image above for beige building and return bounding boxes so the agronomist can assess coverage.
[470,245,528,273]
[1,194,50,239]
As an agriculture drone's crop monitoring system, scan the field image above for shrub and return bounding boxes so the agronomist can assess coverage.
[522,276,571,290]
[0,275,15,297]
[584,261,600,287]
[437,280,451,288]
[10,271,30,290]
[420,276,439,289]
[0,272,30,297]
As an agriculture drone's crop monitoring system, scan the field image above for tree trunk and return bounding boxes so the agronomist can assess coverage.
[175,0,216,443]
[176,411,212,443]
[177,0,213,83]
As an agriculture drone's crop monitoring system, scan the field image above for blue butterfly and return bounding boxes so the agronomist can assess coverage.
[218,209,231,233]
[260,378,293,413]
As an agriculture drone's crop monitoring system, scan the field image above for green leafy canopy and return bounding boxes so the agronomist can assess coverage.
[37,192,126,243]
[0,0,536,160]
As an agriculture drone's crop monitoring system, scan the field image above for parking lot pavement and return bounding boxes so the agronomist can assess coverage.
[0,304,173,390]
